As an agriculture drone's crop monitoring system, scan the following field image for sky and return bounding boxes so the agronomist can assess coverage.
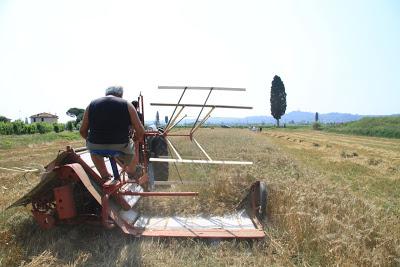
[0,0,399,123]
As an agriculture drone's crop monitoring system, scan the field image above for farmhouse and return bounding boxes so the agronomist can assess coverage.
[30,112,58,123]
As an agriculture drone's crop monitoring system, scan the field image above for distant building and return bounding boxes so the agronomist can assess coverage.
[30,112,58,123]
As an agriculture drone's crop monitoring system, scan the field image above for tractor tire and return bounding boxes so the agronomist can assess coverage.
[256,181,267,221]
[149,135,169,181]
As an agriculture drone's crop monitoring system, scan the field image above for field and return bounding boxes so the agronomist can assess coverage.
[0,129,399,266]
[324,116,400,138]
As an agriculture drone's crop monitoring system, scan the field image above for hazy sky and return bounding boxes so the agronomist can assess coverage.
[0,0,399,122]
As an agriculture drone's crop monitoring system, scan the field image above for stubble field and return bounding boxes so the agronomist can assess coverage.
[0,128,399,266]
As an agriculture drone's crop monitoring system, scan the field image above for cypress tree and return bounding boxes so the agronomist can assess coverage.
[270,75,287,127]
[155,111,160,127]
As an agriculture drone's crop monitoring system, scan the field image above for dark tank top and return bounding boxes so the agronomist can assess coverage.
[88,96,130,144]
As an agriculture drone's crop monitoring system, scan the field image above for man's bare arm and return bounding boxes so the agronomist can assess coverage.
[127,102,145,140]
[79,107,89,140]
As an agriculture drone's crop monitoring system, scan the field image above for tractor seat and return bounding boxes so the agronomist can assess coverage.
[90,149,125,180]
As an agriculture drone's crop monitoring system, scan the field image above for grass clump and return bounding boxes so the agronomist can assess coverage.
[340,150,358,158]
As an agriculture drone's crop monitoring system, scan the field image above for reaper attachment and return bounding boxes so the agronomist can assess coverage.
[7,86,267,239]
[149,86,253,165]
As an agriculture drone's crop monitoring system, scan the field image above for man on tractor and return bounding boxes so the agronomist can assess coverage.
[79,86,145,180]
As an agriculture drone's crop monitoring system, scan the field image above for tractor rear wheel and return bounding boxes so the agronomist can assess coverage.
[149,135,169,181]
[256,182,267,221]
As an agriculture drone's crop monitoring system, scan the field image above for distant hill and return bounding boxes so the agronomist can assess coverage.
[183,111,366,125]
[146,111,398,126]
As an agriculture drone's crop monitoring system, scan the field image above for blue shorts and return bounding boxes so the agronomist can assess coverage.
[86,139,135,164]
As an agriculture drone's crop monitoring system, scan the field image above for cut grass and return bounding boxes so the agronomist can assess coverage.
[0,128,399,266]
[264,128,400,214]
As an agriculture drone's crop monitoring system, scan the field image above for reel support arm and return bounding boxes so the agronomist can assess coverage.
[149,86,253,166]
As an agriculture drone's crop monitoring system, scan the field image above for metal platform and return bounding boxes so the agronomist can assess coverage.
[76,151,265,239]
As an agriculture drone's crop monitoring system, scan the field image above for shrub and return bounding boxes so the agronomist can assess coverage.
[35,122,53,134]
[312,122,322,130]
[0,122,13,135]
[12,120,25,135]
[74,121,81,130]
[53,123,65,133]
[23,123,37,134]
[66,121,74,131]
[0,121,65,135]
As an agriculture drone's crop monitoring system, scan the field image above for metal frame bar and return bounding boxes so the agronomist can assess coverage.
[139,228,265,238]
[153,85,251,136]
[168,114,187,132]
[164,87,187,130]
[139,93,145,125]
[149,85,254,166]
[149,158,253,165]
[158,86,246,91]
[166,138,182,160]
[191,107,214,135]
[192,138,212,161]
[190,87,213,134]
[165,106,185,133]
[154,180,204,185]
[151,103,252,109]
[119,192,198,197]
[0,167,38,173]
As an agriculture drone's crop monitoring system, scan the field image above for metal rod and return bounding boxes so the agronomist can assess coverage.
[190,88,213,134]
[166,138,182,160]
[120,191,198,196]
[149,158,253,165]
[191,115,209,135]
[165,87,187,130]
[12,167,32,171]
[192,138,212,161]
[74,147,88,153]
[140,93,145,125]
[168,145,183,184]
[158,86,246,91]
[165,106,184,133]
[150,103,253,109]
[191,107,214,135]
[168,114,187,131]
[165,134,191,137]
[0,167,37,173]
[154,180,204,185]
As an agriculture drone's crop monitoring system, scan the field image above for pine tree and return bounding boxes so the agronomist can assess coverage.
[270,75,287,127]
[315,112,319,122]
[66,108,85,123]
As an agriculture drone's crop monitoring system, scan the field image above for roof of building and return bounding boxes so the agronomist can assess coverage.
[30,112,58,118]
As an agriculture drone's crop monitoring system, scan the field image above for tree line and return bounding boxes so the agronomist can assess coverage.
[1,78,289,135]
[0,108,85,135]
[0,121,69,135]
